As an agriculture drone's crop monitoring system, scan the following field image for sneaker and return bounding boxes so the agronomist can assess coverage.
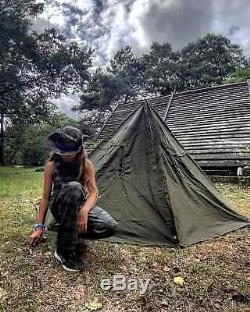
[74,254,85,268]
[54,250,84,272]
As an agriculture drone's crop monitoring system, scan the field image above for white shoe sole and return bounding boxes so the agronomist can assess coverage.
[54,250,81,272]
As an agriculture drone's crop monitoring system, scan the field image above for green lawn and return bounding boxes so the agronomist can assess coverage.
[0,167,249,312]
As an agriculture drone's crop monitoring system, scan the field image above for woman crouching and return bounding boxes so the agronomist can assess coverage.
[28,126,117,272]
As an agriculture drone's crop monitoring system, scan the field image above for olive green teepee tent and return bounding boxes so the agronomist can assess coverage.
[89,101,249,247]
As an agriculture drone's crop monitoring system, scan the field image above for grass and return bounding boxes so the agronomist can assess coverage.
[0,167,249,312]
[0,166,43,199]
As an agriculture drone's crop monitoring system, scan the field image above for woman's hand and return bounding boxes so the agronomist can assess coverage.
[78,208,89,234]
[28,229,43,246]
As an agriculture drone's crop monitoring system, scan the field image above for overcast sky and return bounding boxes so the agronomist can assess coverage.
[33,0,250,117]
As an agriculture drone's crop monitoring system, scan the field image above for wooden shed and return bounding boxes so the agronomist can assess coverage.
[95,82,250,175]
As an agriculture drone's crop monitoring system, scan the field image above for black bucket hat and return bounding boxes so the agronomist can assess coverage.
[47,126,90,155]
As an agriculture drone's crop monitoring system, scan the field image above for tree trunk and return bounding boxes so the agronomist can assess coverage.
[0,112,4,165]
[9,142,20,164]
[9,137,20,165]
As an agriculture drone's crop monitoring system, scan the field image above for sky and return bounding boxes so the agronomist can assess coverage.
[32,0,250,118]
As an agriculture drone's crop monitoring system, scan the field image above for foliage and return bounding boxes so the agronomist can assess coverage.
[223,68,250,83]
[141,34,247,94]
[0,0,94,164]
[141,42,181,95]
[180,33,247,90]
[77,68,125,112]
[108,45,145,99]
[76,46,145,113]
[77,34,247,114]
[0,0,93,123]
[4,113,84,165]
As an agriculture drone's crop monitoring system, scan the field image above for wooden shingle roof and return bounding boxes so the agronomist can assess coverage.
[96,82,250,168]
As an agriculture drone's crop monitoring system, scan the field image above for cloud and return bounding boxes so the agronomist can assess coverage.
[33,0,250,117]
[31,16,54,33]
[52,94,81,119]
[211,0,250,55]
[34,0,250,62]
[139,0,214,50]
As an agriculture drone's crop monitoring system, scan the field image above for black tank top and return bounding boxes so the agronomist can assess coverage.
[50,156,87,196]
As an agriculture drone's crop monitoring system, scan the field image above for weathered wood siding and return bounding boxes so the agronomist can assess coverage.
[96,82,250,168]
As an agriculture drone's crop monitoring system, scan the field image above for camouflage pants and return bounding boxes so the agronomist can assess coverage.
[50,181,117,256]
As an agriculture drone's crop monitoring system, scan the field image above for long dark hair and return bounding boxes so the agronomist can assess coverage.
[47,147,88,187]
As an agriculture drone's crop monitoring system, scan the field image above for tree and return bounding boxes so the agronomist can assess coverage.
[77,68,124,112]
[75,46,146,133]
[142,42,181,95]
[141,34,247,95]
[180,33,247,89]
[4,112,90,165]
[76,34,248,130]
[108,45,145,100]
[77,46,145,113]
[0,0,93,165]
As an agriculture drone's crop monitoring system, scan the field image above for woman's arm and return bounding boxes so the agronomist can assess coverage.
[28,161,53,246]
[38,161,54,223]
[78,159,99,233]
[81,159,98,213]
